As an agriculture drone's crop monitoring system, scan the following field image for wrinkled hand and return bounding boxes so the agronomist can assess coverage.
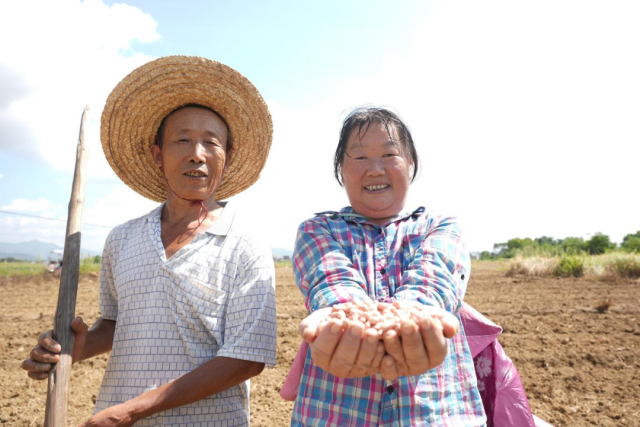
[75,403,135,427]
[379,303,459,380]
[21,317,88,380]
[299,302,460,380]
[299,307,385,378]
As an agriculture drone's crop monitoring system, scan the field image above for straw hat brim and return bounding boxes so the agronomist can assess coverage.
[101,56,273,202]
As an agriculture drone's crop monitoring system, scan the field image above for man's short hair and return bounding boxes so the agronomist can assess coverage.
[155,104,230,149]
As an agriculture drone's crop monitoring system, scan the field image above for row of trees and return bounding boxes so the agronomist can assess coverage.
[480,231,640,259]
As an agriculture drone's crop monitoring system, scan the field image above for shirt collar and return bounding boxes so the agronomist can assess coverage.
[145,201,234,236]
[315,206,425,225]
[206,201,233,236]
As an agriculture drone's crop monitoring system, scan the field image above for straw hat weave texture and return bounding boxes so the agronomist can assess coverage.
[101,56,273,202]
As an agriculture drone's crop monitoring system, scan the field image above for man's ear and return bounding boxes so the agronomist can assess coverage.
[150,144,163,168]
[223,146,234,172]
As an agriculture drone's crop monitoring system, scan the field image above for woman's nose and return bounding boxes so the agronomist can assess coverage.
[366,158,385,175]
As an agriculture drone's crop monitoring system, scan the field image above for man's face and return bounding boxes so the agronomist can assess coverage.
[151,106,230,202]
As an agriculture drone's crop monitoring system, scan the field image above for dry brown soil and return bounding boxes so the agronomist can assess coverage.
[1,262,638,426]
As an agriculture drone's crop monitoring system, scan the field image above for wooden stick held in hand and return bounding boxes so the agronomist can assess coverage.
[44,106,90,427]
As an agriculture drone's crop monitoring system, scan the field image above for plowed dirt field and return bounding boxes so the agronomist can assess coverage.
[1,262,638,426]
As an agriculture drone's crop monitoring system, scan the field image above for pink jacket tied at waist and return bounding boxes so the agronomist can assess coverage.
[281,303,553,427]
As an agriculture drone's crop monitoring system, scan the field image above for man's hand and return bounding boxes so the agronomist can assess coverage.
[21,317,89,380]
[75,403,135,427]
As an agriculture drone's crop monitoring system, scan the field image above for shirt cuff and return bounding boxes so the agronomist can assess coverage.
[216,348,277,368]
[309,286,371,312]
[394,290,441,308]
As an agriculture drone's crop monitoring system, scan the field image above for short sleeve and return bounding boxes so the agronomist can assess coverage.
[293,219,370,312]
[98,231,118,321]
[394,215,470,314]
[216,239,277,367]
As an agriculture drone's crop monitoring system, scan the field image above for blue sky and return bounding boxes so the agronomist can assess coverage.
[115,1,426,104]
[1,0,639,253]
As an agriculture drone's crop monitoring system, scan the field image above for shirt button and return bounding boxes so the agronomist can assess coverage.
[386,385,394,394]
[461,274,465,280]
[380,268,386,275]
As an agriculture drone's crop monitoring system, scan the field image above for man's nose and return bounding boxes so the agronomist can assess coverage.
[189,141,207,163]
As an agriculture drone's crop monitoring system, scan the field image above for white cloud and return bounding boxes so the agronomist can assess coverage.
[84,186,159,227]
[0,197,66,245]
[1,0,638,253]
[1,197,56,213]
[232,100,350,250]
[0,214,66,245]
[237,0,640,251]
[80,185,159,250]
[0,0,159,180]
[0,0,161,249]
[0,188,158,250]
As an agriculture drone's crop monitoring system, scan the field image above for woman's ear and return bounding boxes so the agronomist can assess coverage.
[150,144,163,168]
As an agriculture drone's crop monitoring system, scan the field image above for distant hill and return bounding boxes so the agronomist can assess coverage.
[0,240,101,261]
[0,251,39,261]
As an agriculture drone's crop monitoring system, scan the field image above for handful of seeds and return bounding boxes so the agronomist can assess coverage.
[321,300,441,337]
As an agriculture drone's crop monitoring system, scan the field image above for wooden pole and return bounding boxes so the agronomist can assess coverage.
[44,106,90,427]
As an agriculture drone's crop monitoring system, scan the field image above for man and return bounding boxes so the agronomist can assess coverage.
[22,56,277,426]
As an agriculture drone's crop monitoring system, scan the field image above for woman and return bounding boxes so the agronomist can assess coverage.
[290,107,486,426]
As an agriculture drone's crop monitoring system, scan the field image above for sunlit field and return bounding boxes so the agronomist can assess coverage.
[1,262,638,426]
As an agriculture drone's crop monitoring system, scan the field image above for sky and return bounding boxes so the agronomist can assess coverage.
[0,0,638,254]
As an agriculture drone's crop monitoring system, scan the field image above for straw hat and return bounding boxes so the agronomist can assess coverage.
[101,55,273,202]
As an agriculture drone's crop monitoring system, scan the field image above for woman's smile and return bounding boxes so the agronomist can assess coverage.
[341,122,413,224]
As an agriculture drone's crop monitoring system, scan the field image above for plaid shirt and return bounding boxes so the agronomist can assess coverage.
[291,206,486,427]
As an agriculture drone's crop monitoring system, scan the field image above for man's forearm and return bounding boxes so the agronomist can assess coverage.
[77,317,116,363]
[117,356,265,424]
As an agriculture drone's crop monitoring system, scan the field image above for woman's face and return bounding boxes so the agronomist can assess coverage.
[341,122,413,225]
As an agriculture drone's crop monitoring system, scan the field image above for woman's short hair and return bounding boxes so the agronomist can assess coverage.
[333,107,419,186]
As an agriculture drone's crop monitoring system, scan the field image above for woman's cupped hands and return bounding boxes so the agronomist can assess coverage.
[299,300,459,381]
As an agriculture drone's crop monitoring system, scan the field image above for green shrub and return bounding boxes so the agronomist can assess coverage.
[601,253,640,279]
[561,237,586,255]
[79,257,101,275]
[554,255,585,277]
[0,261,46,277]
[479,251,492,260]
[506,253,640,281]
[274,260,292,268]
[586,233,615,255]
[621,236,640,253]
[515,245,564,258]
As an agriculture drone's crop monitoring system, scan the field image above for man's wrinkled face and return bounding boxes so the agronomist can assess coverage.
[151,106,230,202]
